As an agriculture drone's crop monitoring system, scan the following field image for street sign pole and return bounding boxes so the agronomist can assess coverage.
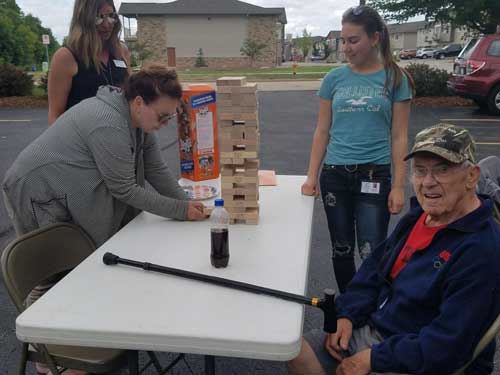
[42,34,50,71]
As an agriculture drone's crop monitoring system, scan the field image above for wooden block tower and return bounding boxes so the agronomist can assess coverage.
[216,77,259,225]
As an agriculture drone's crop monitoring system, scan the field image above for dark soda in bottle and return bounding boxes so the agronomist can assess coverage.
[210,198,230,268]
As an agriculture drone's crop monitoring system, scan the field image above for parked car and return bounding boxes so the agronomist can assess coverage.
[310,54,326,61]
[399,49,417,59]
[447,34,500,115]
[416,47,437,59]
[433,44,463,59]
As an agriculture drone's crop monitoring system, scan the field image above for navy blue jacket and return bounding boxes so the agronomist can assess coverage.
[336,196,500,375]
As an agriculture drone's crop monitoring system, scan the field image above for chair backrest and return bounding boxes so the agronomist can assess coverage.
[1,223,95,312]
[452,313,500,375]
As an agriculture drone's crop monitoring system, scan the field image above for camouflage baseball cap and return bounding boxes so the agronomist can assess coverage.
[404,123,476,164]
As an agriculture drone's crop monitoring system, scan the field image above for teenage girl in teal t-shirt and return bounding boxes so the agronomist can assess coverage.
[301,6,414,293]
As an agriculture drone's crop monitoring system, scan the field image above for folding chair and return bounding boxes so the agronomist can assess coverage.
[451,314,500,375]
[1,222,180,375]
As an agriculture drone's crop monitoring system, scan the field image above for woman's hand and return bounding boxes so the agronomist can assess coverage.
[187,201,207,220]
[301,177,320,196]
[388,186,405,214]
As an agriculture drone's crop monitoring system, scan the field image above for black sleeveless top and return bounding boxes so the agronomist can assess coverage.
[65,47,128,110]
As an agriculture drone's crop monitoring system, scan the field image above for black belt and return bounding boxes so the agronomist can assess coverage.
[325,163,383,172]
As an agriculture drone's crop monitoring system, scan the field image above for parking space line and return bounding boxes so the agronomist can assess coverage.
[440,118,500,122]
[0,120,32,122]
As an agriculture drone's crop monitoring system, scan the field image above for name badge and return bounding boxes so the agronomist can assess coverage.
[113,59,127,68]
[361,181,380,194]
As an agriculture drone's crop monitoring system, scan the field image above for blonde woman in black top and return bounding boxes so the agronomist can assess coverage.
[48,0,130,125]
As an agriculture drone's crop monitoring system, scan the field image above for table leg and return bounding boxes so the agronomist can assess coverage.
[204,355,215,375]
[127,350,139,375]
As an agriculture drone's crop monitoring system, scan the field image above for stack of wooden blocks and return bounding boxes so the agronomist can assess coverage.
[217,77,259,225]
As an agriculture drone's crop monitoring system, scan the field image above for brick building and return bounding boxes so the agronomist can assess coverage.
[119,0,287,68]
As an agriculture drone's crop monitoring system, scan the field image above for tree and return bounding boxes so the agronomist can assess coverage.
[369,0,500,34]
[296,29,313,59]
[126,41,152,67]
[0,0,60,67]
[240,38,267,66]
[195,48,207,67]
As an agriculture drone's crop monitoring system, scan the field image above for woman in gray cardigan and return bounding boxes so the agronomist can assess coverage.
[3,66,206,247]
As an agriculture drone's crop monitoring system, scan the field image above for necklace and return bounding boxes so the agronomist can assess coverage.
[101,59,114,86]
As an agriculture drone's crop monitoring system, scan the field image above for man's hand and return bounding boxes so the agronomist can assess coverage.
[336,349,371,375]
[301,177,320,196]
[325,318,353,361]
[186,201,207,220]
[388,186,405,214]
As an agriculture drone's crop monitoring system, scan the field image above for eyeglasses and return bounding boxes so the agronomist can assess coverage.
[344,5,365,17]
[411,162,467,181]
[149,105,177,124]
[95,12,118,26]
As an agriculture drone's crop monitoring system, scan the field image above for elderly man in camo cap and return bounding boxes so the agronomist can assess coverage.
[289,124,500,375]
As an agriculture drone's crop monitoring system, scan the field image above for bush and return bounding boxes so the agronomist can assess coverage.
[405,63,452,97]
[0,64,34,97]
[40,72,49,94]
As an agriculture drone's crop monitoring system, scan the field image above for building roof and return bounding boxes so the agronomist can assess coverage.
[325,30,341,39]
[387,21,427,34]
[119,0,287,23]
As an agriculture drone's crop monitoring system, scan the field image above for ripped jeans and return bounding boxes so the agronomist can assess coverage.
[320,163,391,293]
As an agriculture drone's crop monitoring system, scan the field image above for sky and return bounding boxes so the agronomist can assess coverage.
[15,0,363,44]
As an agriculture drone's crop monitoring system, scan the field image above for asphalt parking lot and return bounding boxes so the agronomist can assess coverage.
[1,91,499,375]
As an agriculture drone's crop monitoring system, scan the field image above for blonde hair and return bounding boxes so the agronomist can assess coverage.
[67,0,123,73]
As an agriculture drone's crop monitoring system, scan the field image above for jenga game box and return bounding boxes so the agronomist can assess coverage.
[177,84,220,181]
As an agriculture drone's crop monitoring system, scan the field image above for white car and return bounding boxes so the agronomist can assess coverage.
[416,47,437,59]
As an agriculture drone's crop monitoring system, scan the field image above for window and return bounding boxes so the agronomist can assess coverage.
[487,40,500,57]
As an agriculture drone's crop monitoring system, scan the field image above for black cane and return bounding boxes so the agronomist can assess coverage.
[103,252,337,333]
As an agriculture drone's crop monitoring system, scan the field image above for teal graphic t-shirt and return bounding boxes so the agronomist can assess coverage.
[318,65,412,165]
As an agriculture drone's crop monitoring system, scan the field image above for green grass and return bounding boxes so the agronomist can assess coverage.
[32,85,46,97]
[130,65,338,81]
[176,65,336,81]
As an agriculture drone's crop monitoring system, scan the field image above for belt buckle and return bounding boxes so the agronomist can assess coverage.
[344,164,358,173]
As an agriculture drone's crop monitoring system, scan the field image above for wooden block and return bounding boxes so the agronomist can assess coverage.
[220,143,234,152]
[217,77,247,87]
[219,127,244,138]
[223,175,259,184]
[221,186,258,196]
[220,151,258,159]
[244,144,258,152]
[225,206,247,213]
[221,168,234,176]
[224,199,259,208]
[220,159,246,165]
[245,160,259,169]
[218,112,258,121]
[217,93,232,101]
[229,207,259,220]
[218,120,234,128]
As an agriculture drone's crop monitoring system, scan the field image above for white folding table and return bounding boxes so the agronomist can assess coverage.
[16,175,315,374]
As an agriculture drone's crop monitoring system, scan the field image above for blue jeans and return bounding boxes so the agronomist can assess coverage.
[319,163,391,293]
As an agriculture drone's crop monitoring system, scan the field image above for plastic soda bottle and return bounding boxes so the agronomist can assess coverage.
[210,198,229,268]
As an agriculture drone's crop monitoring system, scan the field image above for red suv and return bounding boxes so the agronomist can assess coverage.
[447,34,500,115]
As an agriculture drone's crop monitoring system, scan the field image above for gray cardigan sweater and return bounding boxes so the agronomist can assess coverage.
[3,86,188,246]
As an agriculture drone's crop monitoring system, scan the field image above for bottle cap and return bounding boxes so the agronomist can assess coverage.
[214,198,224,207]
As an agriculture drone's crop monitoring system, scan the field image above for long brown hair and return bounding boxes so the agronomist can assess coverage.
[342,6,415,95]
[67,0,123,73]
